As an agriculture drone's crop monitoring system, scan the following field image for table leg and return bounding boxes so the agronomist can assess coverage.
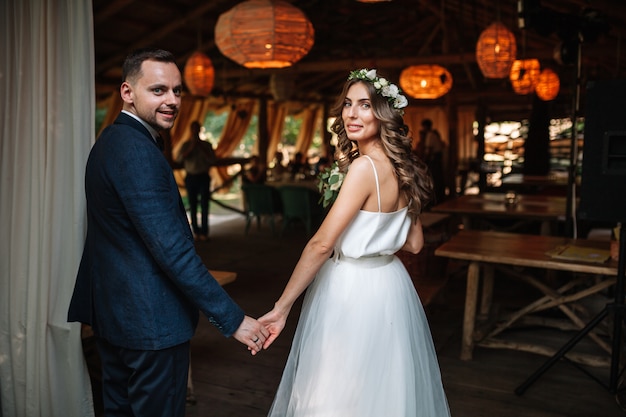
[461,214,471,230]
[461,261,481,360]
[540,220,551,236]
[480,265,494,318]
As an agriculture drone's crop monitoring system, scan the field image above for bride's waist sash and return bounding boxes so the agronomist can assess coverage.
[332,252,395,267]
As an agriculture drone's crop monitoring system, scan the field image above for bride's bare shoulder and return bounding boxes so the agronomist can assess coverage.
[347,156,375,173]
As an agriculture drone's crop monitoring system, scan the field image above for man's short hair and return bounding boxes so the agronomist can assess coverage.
[122,48,176,83]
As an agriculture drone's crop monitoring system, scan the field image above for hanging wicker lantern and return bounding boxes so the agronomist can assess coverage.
[399,65,453,99]
[215,0,314,69]
[476,22,517,79]
[183,51,215,97]
[535,68,560,101]
[509,59,541,95]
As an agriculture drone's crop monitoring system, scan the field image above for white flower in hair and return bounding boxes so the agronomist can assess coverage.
[348,68,408,112]
[395,95,409,109]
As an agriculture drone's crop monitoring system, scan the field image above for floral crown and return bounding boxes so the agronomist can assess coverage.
[348,69,408,112]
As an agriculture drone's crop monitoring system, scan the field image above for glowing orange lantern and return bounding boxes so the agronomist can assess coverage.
[509,59,541,95]
[215,0,314,69]
[535,68,560,101]
[183,51,215,97]
[399,65,453,99]
[476,22,517,79]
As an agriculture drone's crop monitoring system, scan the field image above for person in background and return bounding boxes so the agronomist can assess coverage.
[176,120,216,241]
[288,151,307,180]
[67,48,268,417]
[259,69,450,416]
[420,118,446,205]
[243,155,267,184]
[268,151,286,181]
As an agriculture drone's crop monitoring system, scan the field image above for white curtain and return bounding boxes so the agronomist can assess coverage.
[0,1,95,416]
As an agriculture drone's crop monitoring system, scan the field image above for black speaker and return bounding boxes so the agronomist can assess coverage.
[578,79,626,223]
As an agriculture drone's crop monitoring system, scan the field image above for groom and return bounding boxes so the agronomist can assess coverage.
[68,48,268,416]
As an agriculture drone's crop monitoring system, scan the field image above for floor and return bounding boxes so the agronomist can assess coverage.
[86,199,626,416]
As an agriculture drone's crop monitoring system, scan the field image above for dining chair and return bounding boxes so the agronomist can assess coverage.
[241,183,283,235]
[278,185,325,236]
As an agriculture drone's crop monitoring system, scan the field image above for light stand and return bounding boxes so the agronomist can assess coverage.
[516,225,626,395]
[564,36,582,239]
[514,2,618,396]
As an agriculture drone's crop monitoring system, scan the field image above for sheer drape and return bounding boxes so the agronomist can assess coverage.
[97,92,122,137]
[266,101,288,164]
[457,106,478,165]
[214,100,256,183]
[170,95,213,148]
[294,105,322,156]
[0,1,95,416]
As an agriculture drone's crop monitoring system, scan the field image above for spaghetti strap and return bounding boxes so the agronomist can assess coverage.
[362,155,381,212]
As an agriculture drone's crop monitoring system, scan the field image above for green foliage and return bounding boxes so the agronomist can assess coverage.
[282,116,301,146]
[203,111,228,146]
[317,161,345,208]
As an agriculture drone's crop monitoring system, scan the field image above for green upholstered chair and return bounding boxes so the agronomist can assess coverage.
[278,185,325,236]
[241,183,283,235]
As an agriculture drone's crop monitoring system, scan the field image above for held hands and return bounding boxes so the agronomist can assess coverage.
[232,315,270,356]
[257,306,288,350]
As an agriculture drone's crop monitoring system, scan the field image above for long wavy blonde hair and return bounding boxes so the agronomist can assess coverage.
[329,77,433,221]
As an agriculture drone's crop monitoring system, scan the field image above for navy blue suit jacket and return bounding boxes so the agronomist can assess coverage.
[68,113,244,350]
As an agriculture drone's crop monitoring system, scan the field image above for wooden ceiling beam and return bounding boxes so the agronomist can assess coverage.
[94,0,136,25]
[95,0,232,75]
[214,50,556,79]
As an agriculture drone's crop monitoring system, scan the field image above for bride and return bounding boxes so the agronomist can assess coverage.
[259,69,452,417]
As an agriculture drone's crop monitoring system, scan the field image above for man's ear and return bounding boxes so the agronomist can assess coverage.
[120,81,133,104]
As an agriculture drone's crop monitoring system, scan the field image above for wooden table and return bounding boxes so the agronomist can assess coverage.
[209,269,237,286]
[435,230,617,365]
[432,193,570,235]
[499,173,571,194]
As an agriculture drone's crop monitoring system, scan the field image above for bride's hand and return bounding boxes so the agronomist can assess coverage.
[258,309,287,349]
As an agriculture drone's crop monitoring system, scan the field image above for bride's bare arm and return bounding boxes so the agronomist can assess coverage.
[400,217,424,254]
[258,159,374,348]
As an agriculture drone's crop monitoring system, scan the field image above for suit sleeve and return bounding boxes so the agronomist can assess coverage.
[111,135,244,336]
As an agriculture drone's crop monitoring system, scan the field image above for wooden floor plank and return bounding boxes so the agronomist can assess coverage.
[84,214,626,416]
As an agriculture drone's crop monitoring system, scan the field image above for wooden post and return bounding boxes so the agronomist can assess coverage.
[475,103,487,191]
[446,94,459,198]
[257,97,269,164]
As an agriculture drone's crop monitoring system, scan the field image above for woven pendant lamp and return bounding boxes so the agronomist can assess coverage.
[399,65,453,99]
[183,51,215,97]
[215,0,314,69]
[476,22,517,79]
[509,59,540,95]
[535,68,560,101]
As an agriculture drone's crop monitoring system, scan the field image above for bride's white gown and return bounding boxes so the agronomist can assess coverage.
[268,156,451,417]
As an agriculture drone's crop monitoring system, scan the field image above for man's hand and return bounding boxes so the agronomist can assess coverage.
[232,315,270,355]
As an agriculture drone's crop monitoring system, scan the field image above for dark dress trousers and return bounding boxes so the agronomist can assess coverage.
[68,113,244,414]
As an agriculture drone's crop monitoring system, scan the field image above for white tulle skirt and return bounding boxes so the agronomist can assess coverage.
[268,255,451,417]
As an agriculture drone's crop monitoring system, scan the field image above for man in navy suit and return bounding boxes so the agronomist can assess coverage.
[68,48,268,417]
